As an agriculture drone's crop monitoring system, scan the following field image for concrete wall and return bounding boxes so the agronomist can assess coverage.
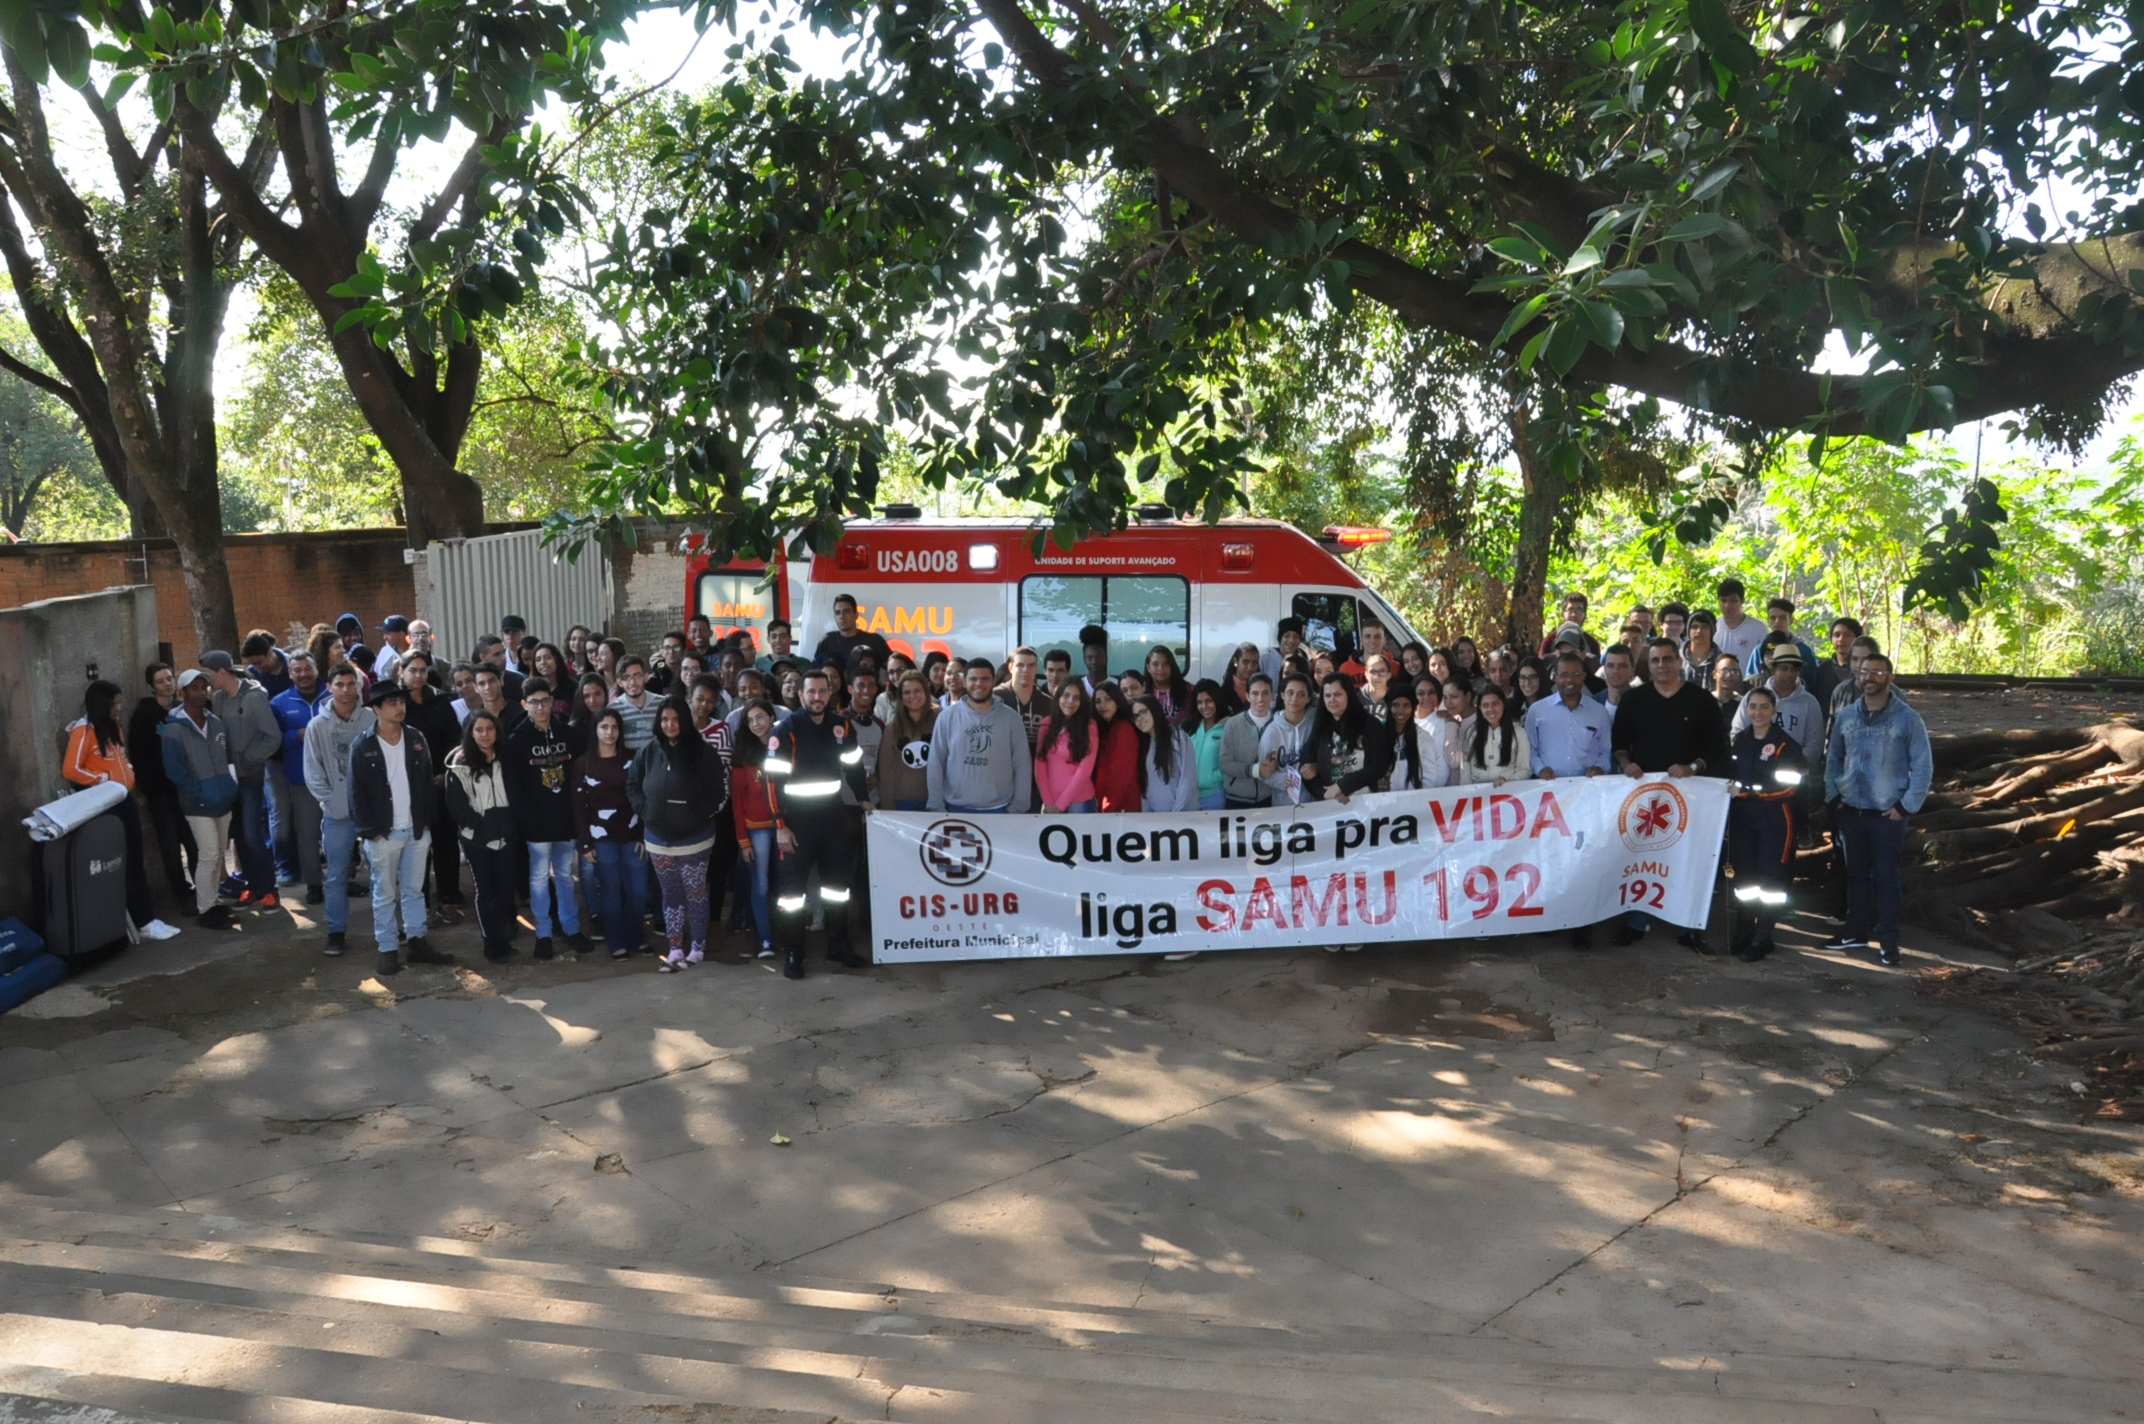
[0,585,162,921]
[609,520,697,655]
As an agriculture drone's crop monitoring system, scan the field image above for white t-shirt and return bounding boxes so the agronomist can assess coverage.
[1714,614,1766,664]
[380,732,412,831]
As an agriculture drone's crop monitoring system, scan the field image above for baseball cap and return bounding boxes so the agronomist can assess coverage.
[198,650,236,673]
[365,680,408,707]
[500,614,528,632]
[175,668,209,689]
[380,614,410,633]
[1552,623,1587,648]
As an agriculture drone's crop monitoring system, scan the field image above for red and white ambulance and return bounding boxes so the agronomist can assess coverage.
[682,504,1423,681]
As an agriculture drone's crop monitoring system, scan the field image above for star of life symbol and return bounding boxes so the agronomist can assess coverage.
[920,818,993,886]
[1617,781,1689,852]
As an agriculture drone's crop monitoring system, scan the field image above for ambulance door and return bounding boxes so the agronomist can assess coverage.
[1196,581,1277,682]
[1284,588,1383,661]
[690,563,783,657]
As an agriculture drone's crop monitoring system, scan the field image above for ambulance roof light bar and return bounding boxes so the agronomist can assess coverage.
[1321,525,1391,551]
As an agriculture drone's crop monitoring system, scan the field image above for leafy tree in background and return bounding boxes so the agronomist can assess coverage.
[222,276,611,530]
[0,21,265,653]
[562,0,2144,635]
[73,0,643,544]
[0,326,106,536]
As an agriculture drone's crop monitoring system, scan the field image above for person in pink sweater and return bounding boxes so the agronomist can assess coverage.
[1034,682,1100,813]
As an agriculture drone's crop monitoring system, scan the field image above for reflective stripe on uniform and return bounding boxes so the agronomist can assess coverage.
[763,756,795,774]
[784,779,842,797]
[776,894,808,912]
[818,886,851,903]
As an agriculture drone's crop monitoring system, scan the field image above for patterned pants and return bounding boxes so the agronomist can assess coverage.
[650,849,710,958]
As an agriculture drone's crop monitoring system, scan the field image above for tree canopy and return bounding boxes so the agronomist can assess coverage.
[559,0,2144,598]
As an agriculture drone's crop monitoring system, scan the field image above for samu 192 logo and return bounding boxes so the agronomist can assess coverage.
[919,818,992,886]
[1617,781,1690,852]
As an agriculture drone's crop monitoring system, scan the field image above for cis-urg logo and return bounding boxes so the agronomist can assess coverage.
[1617,781,1690,853]
[920,818,993,886]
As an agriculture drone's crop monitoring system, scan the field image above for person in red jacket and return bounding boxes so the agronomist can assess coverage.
[729,700,781,958]
[1091,682,1142,812]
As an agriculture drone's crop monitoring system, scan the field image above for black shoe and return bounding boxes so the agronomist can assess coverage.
[782,951,805,981]
[566,931,593,956]
[534,937,554,961]
[197,905,234,930]
[438,892,467,907]
[828,946,869,969]
[305,883,325,906]
[1821,932,1870,952]
[1877,944,1902,966]
[1569,925,1593,950]
[609,945,632,962]
[1612,923,1646,947]
[405,936,453,965]
[1731,938,1770,963]
[432,905,465,926]
[374,950,401,977]
[324,930,346,957]
[1678,931,1718,961]
[482,940,516,963]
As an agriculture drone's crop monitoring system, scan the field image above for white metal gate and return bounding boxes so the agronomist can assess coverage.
[417,528,612,667]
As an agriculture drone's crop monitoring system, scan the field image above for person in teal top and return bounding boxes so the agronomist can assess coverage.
[1191,680,1229,810]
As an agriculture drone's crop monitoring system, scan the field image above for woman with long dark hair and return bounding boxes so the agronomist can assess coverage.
[128,662,198,902]
[573,707,647,961]
[65,679,172,937]
[446,710,519,962]
[1451,636,1483,688]
[877,672,938,811]
[1220,643,1261,718]
[1190,679,1229,810]
[629,698,726,971]
[1303,673,1392,807]
[1091,682,1142,812]
[1726,685,1807,962]
[1143,646,1194,725]
[571,672,612,731]
[1458,685,1530,786]
[528,642,572,691]
[730,699,782,957]
[1034,680,1099,814]
[565,625,593,675]
[1132,694,1197,812]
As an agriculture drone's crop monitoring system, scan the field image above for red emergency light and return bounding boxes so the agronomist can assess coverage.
[1321,526,1391,548]
[836,542,870,570]
[1220,542,1255,571]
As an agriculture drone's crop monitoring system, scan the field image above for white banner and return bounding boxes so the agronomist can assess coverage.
[868,776,1730,962]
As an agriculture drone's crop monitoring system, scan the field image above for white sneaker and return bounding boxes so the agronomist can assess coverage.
[1342,944,1363,953]
[1162,951,1198,962]
[141,919,182,940]
[1325,945,1343,954]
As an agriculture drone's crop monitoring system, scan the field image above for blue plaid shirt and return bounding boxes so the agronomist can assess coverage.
[1825,692,1932,814]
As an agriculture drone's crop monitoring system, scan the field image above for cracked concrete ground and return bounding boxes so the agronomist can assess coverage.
[0,898,2139,1400]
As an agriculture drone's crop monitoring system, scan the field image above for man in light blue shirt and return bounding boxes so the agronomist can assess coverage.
[1526,652,1614,779]
[1525,651,1613,948]
[1822,653,1931,967]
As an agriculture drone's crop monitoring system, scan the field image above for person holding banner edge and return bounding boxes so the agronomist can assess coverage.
[1611,638,1729,958]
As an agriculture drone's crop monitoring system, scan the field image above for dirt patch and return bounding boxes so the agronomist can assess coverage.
[1367,986,1554,1042]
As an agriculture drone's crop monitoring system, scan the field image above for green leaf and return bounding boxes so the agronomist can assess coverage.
[1686,0,1758,74]
[1563,246,1603,276]
[1665,213,1737,242]
[1487,235,1548,268]
[1493,293,1551,348]
[45,19,91,88]
[1544,318,1589,375]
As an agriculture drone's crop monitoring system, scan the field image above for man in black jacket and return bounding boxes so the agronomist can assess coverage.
[809,593,892,681]
[399,652,467,921]
[767,669,870,980]
[1610,638,1731,958]
[349,682,449,976]
[505,678,590,958]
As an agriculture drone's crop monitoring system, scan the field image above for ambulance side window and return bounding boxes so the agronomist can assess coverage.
[695,572,777,655]
[1292,593,1361,656]
[1020,575,1189,671]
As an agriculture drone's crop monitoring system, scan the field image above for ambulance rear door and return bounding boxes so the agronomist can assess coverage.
[1282,586,1419,661]
[689,559,785,657]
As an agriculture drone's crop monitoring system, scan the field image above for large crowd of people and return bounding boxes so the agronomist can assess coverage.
[56,576,1933,981]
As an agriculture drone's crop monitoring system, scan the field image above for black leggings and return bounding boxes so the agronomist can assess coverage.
[142,786,197,900]
[465,840,519,947]
[112,794,154,926]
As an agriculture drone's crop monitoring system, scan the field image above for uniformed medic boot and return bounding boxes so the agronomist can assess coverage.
[405,936,453,965]
[783,948,806,981]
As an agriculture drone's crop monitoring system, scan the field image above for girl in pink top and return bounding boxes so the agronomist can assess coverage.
[1034,682,1100,813]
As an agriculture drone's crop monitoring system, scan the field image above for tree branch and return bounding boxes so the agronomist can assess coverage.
[408,122,507,247]
[975,0,2144,435]
[0,344,82,411]
[175,100,310,275]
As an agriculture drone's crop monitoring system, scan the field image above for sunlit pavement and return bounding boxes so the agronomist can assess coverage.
[0,896,2137,1422]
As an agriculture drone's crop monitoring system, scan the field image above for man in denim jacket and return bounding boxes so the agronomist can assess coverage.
[1823,653,1931,967]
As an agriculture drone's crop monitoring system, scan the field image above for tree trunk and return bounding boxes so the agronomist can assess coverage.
[325,322,486,544]
[1504,402,1565,653]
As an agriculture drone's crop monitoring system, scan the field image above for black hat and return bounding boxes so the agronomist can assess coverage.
[198,650,237,673]
[380,614,410,633]
[500,614,528,633]
[365,680,407,707]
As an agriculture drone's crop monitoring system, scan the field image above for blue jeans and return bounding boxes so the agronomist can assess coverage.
[321,815,359,933]
[1199,788,1227,810]
[744,827,776,945]
[235,775,276,894]
[1838,806,1907,949]
[363,827,430,951]
[266,762,299,883]
[591,840,648,953]
[527,840,581,938]
[1062,798,1097,814]
[946,804,1008,814]
[893,799,928,811]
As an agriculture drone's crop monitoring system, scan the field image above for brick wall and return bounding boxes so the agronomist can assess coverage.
[0,528,417,665]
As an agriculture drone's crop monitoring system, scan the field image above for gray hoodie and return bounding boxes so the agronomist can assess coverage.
[302,702,377,821]
[212,677,284,781]
[926,696,1033,812]
[1218,709,1274,804]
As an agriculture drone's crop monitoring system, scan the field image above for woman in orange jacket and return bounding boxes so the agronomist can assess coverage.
[63,680,177,938]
